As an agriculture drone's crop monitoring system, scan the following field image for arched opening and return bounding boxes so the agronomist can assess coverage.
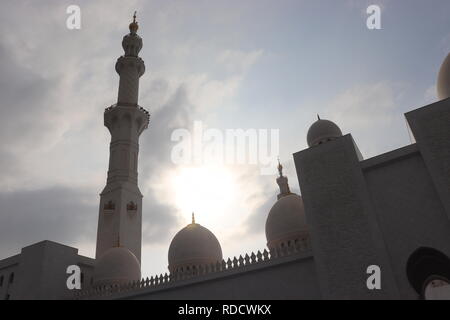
[406,247,450,300]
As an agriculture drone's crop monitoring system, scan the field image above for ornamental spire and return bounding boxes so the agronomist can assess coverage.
[192,212,196,224]
[116,11,145,104]
[276,159,291,199]
[129,11,139,34]
[277,157,283,177]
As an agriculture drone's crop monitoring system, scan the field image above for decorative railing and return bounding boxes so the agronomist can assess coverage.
[103,104,150,128]
[74,239,310,299]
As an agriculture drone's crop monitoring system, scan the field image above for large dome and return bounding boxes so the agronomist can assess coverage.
[437,53,450,100]
[307,118,343,147]
[265,194,309,250]
[93,247,141,287]
[168,220,222,273]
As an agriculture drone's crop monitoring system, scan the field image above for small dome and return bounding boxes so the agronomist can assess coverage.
[307,118,343,147]
[129,21,139,33]
[265,194,309,250]
[129,11,139,34]
[168,220,222,273]
[437,53,450,100]
[93,247,141,287]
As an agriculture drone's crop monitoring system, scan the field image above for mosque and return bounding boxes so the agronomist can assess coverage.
[1,15,450,300]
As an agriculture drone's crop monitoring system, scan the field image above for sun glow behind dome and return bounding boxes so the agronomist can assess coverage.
[169,165,237,229]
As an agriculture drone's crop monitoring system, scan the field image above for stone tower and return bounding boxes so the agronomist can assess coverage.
[293,118,399,299]
[95,13,149,263]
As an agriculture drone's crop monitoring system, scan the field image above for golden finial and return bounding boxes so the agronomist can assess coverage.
[129,11,139,33]
[277,157,283,177]
[192,212,196,224]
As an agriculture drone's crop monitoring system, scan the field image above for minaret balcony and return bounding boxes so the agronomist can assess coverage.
[115,56,145,77]
[104,104,150,136]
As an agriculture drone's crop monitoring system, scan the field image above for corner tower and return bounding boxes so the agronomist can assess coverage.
[95,13,149,263]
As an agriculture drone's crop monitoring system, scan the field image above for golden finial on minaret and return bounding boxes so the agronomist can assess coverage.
[276,158,291,198]
[277,157,283,177]
[129,11,139,34]
[192,212,196,224]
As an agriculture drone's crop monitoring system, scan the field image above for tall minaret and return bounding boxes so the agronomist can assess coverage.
[95,12,149,263]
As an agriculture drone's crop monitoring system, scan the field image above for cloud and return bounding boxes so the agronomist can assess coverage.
[0,1,144,191]
[139,85,193,244]
[0,0,267,277]
[424,84,437,104]
[440,33,450,53]
[0,186,97,257]
[0,42,63,190]
[242,194,274,237]
[238,158,302,238]
[327,82,400,127]
[125,48,264,247]
[325,81,410,158]
[0,0,439,279]
[217,49,264,74]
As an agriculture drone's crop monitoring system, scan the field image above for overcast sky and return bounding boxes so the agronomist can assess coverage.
[0,0,449,277]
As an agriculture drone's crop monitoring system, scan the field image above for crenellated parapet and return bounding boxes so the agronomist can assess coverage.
[76,240,311,299]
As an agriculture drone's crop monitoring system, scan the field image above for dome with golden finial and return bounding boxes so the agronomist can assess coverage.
[121,11,143,57]
[129,11,139,34]
[93,236,141,287]
[307,115,343,147]
[168,213,223,274]
[265,160,309,251]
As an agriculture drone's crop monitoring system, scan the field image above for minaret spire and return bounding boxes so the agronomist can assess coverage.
[95,15,149,263]
[277,157,283,177]
[276,159,291,200]
[129,11,139,34]
[116,12,145,105]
